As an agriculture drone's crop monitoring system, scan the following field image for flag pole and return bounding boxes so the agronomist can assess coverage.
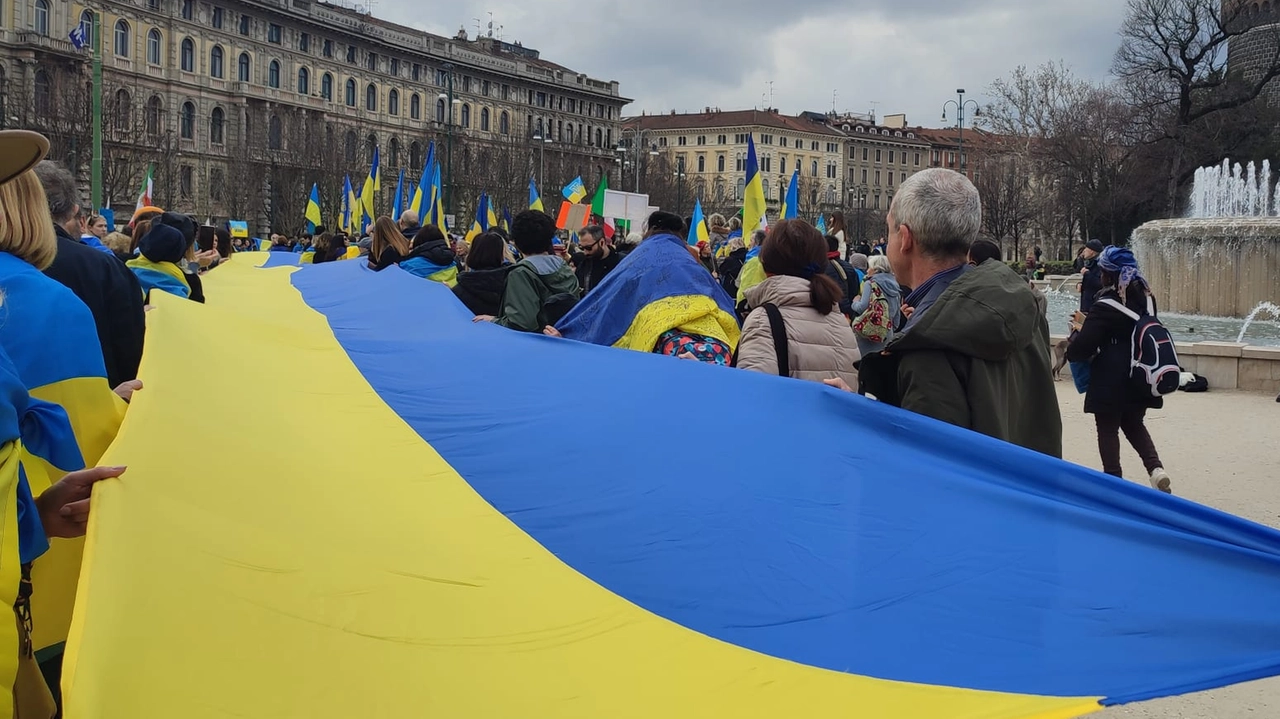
[90,10,104,211]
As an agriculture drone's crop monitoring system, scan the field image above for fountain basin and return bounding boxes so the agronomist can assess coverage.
[1132,218,1280,318]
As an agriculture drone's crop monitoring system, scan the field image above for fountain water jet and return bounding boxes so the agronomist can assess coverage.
[1237,302,1280,343]
[1132,158,1280,318]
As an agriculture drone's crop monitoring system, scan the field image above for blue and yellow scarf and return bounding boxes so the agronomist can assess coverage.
[128,257,192,300]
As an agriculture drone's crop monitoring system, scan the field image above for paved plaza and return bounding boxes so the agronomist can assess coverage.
[1055,382,1279,718]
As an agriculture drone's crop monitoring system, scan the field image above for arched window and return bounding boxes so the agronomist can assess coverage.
[366,134,377,165]
[147,29,162,65]
[268,114,282,150]
[297,67,309,95]
[500,111,509,135]
[321,73,333,101]
[237,53,250,82]
[409,141,422,171]
[267,60,280,88]
[34,0,50,36]
[114,20,130,57]
[344,131,357,163]
[365,83,377,111]
[180,101,195,139]
[410,93,420,120]
[480,107,490,132]
[210,107,225,145]
[145,95,163,137]
[345,79,356,107]
[736,178,745,201]
[78,10,94,46]
[210,45,224,78]
[388,89,399,116]
[388,138,400,168]
[113,88,132,131]
[697,155,705,173]
[180,37,195,72]
[435,98,445,122]
[33,70,50,115]
[460,103,471,128]
[717,155,725,172]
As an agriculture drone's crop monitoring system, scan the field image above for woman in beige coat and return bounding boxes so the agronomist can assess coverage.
[737,220,861,385]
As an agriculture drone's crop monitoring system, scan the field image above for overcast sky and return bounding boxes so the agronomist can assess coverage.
[371,0,1126,126]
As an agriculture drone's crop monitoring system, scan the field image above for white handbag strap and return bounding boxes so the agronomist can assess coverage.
[1097,298,1141,322]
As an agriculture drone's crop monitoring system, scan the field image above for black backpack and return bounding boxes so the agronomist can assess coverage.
[731,303,789,376]
[508,262,579,328]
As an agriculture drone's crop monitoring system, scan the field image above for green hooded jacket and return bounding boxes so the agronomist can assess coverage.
[493,255,580,332]
[886,260,1063,458]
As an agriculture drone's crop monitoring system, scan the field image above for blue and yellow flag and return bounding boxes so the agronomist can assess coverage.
[486,197,499,231]
[557,232,738,353]
[501,207,513,234]
[410,142,436,218]
[0,254,125,654]
[529,177,544,212]
[391,168,406,222]
[781,170,799,221]
[743,135,766,246]
[816,214,828,234]
[305,183,322,233]
[427,162,447,232]
[562,176,587,204]
[687,198,710,247]
[361,145,381,228]
[340,175,356,234]
[61,251,1280,719]
[465,194,491,243]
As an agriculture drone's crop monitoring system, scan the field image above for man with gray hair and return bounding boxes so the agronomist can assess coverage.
[36,161,145,387]
[398,210,420,236]
[858,168,1061,457]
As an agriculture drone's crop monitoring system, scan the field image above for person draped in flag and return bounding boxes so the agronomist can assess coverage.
[548,211,739,366]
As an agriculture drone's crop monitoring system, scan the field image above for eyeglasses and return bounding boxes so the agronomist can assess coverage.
[579,243,597,251]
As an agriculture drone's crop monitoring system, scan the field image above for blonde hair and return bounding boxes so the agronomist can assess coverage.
[104,231,132,255]
[708,213,726,229]
[868,255,893,275]
[0,171,57,270]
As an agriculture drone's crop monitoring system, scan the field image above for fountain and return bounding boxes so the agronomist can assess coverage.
[1237,302,1280,343]
[1132,158,1280,318]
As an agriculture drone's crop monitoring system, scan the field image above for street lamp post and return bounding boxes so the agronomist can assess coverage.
[853,185,868,246]
[438,63,461,218]
[941,88,981,174]
[674,164,687,217]
[618,128,658,193]
[532,129,552,191]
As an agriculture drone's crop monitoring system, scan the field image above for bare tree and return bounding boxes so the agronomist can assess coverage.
[1114,0,1280,207]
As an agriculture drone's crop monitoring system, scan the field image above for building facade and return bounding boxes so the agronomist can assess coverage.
[0,0,629,231]
[624,109,848,221]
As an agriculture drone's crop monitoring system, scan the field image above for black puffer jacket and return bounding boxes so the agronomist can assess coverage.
[406,238,456,266]
[1065,285,1162,415]
[452,266,513,317]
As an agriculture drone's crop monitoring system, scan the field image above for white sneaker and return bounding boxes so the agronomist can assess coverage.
[1149,468,1172,494]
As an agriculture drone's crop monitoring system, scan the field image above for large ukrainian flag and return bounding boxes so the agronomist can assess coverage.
[0,253,125,654]
[61,253,1280,718]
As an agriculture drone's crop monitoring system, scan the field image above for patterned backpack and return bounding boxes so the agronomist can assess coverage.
[852,281,894,344]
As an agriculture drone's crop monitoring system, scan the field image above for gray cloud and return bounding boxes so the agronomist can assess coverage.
[374,0,1125,125]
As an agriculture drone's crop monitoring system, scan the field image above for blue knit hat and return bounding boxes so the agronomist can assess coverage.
[138,223,188,264]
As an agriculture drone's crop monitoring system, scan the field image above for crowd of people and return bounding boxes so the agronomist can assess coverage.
[0,126,1193,715]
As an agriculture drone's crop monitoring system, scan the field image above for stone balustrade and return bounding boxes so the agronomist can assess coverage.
[1050,336,1280,393]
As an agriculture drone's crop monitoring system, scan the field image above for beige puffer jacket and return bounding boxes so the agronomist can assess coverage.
[738,275,861,385]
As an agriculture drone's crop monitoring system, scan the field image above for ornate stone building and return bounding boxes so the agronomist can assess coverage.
[0,0,629,231]
[624,109,848,220]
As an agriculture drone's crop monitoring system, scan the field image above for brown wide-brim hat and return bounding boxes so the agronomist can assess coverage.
[0,130,49,186]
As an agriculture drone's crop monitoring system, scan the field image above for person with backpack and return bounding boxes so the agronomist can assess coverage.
[823,234,861,320]
[735,220,860,385]
[848,255,902,390]
[1065,246,1174,493]
[474,210,579,332]
[718,237,748,297]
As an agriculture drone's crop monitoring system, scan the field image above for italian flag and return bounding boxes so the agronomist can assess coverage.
[589,175,615,239]
[135,164,154,212]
